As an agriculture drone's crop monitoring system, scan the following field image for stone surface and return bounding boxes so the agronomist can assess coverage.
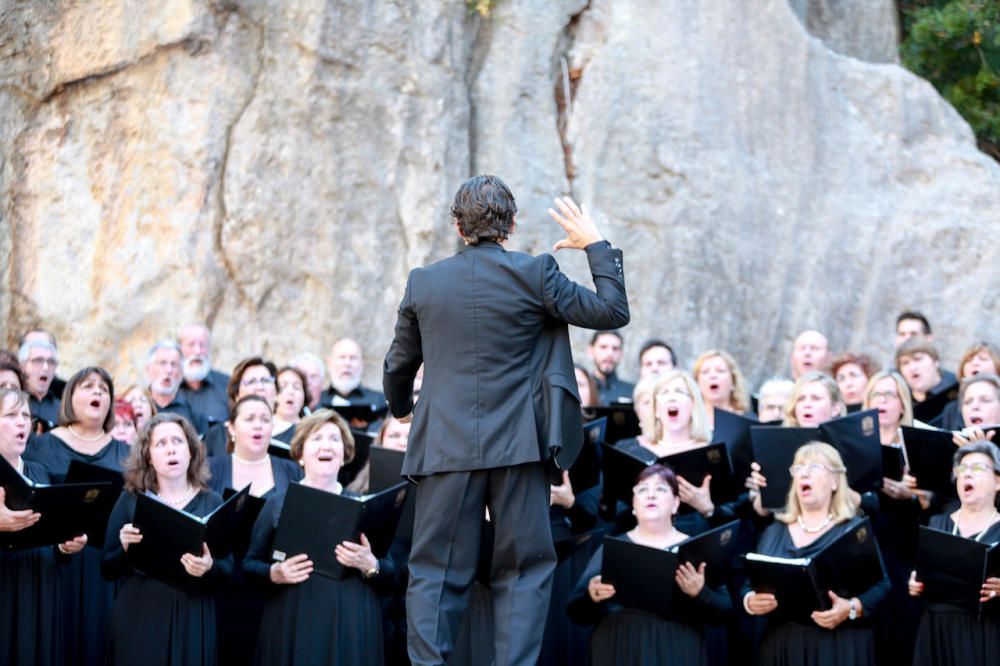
[2,0,998,392]
[788,0,900,64]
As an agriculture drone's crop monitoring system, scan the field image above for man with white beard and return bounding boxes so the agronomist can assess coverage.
[146,340,208,434]
[320,338,387,426]
[176,323,231,425]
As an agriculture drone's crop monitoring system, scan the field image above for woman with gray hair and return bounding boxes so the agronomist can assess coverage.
[909,433,1000,665]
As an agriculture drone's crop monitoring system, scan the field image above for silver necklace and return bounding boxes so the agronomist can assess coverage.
[953,508,999,542]
[232,452,270,466]
[68,425,105,442]
[797,513,834,534]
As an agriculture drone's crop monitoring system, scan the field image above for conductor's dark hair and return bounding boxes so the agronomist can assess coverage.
[635,463,679,497]
[451,175,517,245]
[590,330,623,346]
[896,311,931,335]
[639,339,675,366]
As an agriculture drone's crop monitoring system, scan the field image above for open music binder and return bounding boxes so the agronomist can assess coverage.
[915,525,1000,614]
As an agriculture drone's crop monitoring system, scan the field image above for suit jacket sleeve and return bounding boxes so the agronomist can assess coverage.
[383,271,424,418]
[541,241,629,330]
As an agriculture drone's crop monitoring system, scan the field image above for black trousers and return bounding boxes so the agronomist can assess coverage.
[406,461,557,666]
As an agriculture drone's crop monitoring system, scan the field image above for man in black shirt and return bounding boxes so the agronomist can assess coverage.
[589,330,634,404]
[176,323,230,426]
[146,340,208,434]
[320,338,386,425]
[18,338,60,430]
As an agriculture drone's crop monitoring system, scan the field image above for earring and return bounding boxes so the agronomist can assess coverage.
[631,509,636,516]
[298,459,305,467]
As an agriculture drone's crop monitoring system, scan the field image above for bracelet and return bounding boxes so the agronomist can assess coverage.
[57,544,70,555]
[742,591,756,616]
[364,560,380,578]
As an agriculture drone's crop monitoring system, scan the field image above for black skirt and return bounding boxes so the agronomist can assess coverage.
[759,622,875,666]
[912,609,1000,666]
[589,609,707,666]
[0,546,61,665]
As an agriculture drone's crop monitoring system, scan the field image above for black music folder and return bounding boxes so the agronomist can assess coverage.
[600,443,651,509]
[64,460,124,548]
[712,409,758,482]
[881,445,906,482]
[129,485,251,584]
[339,429,375,487]
[586,405,641,445]
[915,525,1000,614]
[367,447,416,539]
[752,411,882,509]
[221,486,267,560]
[267,437,293,460]
[675,520,741,587]
[271,481,408,580]
[0,456,114,550]
[901,426,958,496]
[600,535,679,616]
[661,442,737,511]
[745,517,884,619]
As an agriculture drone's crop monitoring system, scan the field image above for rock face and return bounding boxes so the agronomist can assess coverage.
[2,0,998,390]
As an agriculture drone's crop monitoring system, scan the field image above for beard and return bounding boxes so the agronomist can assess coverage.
[151,376,178,396]
[183,355,211,383]
[330,374,361,397]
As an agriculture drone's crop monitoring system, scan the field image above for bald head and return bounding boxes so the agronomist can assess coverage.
[790,330,831,379]
[327,338,363,395]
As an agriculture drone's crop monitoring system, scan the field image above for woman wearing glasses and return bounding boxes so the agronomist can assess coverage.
[743,443,890,666]
[568,464,731,665]
[202,357,278,457]
[908,434,1000,665]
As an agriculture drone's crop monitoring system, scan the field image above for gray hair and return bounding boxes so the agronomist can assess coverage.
[146,340,182,365]
[17,340,58,364]
[952,439,1000,480]
[758,377,794,400]
[289,352,326,382]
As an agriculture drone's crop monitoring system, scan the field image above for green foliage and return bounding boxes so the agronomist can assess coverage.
[899,1,1000,155]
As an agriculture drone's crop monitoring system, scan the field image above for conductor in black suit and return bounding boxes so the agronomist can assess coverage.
[383,175,630,666]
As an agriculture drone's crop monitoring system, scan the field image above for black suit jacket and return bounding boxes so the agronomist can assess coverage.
[383,240,629,476]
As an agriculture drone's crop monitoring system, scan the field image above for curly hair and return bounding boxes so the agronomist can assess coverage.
[124,413,209,494]
[451,175,517,245]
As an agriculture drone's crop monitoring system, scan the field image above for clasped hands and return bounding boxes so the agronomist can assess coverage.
[745,590,856,629]
[271,533,377,585]
[120,523,213,578]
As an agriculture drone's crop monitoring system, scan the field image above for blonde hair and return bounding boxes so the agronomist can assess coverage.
[783,371,845,427]
[776,442,856,525]
[958,342,1000,378]
[632,375,659,440]
[862,370,913,427]
[652,370,711,444]
[692,349,749,413]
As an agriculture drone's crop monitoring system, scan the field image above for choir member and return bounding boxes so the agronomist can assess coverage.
[19,338,61,430]
[692,349,749,428]
[782,371,845,427]
[617,371,715,533]
[789,330,832,380]
[575,365,599,409]
[145,341,207,434]
[909,436,1000,665]
[896,337,955,422]
[756,377,793,424]
[177,323,231,426]
[568,464,731,665]
[121,384,156,431]
[320,338,388,415]
[958,374,1000,432]
[894,310,934,349]
[743,443,889,666]
[346,415,410,494]
[23,366,130,666]
[589,331,634,405]
[0,359,24,391]
[0,389,87,666]
[206,394,301,665]
[243,409,391,665]
[638,339,676,379]
[631,375,657,445]
[101,412,230,665]
[109,400,137,446]
[202,357,278,457]
[272,366,310,441]
[289,352,326,412]
[832,353,879,413]
[933,342,1000,429]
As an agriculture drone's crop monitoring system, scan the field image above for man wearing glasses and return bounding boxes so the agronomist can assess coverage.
[19,337,61,430]
[146,340,208,435]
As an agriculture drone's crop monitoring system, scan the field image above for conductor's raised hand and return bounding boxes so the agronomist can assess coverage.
[180,543,214,578]
[547,197,603,252]
[0,487,41,532]
[270,553,313,585]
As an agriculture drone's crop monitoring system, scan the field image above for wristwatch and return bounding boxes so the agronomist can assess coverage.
[848,598,858,621]
[364,560,380,578]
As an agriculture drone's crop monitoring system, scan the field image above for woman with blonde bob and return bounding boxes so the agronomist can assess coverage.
[743,443,889,666]
[783,371,846,427]
[692,349,750,428]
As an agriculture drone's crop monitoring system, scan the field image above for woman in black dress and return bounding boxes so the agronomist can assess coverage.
[743,442,889,666]
[23,366,130,666]
[568,464,732,665]
[206,394,301,665]
[909,435,1000,665]
[243,409,392,665]
[0,388,87,665]
[101,412,231,665]
[202,357,278,457]
[272,366,310,443]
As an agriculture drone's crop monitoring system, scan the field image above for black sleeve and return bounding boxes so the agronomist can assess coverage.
[383,271,423,418]
[541,243,630,331]
[566,546,608,626]
[202,492,233,583]
[100,491,135,581]
[690,581,734,623]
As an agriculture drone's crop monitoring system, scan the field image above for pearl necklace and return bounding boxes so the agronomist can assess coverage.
[157,485,197,507]
[797,513,834,534]
[232,452,270,466]
[68,425,106,442]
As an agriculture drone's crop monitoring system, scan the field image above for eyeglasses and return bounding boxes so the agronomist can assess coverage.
[869,391,900,401]
[954,462,995,476]
[789,462,838,477]
[656,388,691,399]
[27,357,58,367]
[633,484,672,497]
[241,376,276,387]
